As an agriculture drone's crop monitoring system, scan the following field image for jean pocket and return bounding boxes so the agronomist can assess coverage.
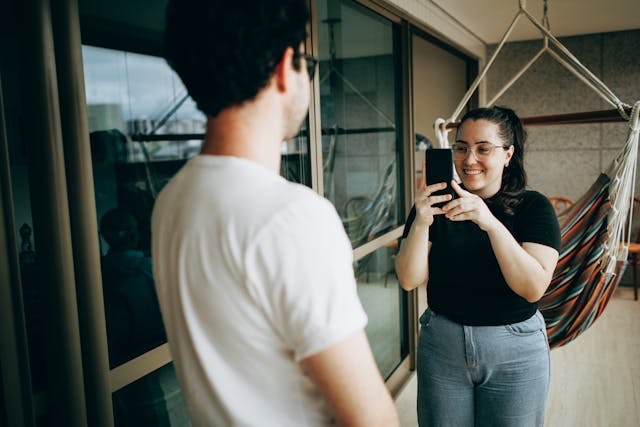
[504,312,544,336]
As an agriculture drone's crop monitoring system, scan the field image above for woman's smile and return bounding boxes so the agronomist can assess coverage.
[463,168,483,176]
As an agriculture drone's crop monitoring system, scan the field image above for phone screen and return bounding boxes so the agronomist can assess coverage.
[425,148,455,208]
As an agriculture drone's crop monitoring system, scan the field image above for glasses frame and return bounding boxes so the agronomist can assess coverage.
[451,142,507,161]
[293,51,318,80]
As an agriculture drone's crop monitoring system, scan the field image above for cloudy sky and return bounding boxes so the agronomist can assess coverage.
[82,45,204,125]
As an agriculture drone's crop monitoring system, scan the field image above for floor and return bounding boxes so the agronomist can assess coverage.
[394,287,640,426]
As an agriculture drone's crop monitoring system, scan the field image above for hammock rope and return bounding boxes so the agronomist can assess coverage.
[432,0,640,348]
[434,0,632,148]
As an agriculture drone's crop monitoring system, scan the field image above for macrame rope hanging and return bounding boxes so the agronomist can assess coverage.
[433,0,631,150]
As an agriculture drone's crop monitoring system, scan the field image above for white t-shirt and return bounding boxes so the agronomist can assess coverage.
[151,155,367,427]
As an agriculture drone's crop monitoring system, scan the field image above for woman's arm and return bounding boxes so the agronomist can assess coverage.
[395,162,451,291]
[395,223,431,291]
[444,181,559,302]
[485,222,559,302]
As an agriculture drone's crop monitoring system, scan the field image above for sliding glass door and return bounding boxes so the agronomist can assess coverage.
[316,0,408,381]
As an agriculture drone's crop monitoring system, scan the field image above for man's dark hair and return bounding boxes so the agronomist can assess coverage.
[164,0,309,118]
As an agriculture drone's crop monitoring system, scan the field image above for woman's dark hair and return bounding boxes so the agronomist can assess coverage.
[165,0,309,118]
[457,106,527,214]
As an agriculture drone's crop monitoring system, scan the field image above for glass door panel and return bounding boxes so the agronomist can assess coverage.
[112,363,191,426]
[317,0,404,248]
[317,0,407,378]
[355,239,407,379]
[83,45,188,368]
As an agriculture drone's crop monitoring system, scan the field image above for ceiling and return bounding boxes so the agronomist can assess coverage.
[432,0,640,44]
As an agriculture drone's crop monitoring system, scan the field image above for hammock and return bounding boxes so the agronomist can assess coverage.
[433,0,640,348]
[541,102,640,347]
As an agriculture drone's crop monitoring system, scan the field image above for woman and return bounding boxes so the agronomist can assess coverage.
[395,106,561,427]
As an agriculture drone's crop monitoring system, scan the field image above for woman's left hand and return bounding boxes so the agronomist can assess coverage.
[442,181,500,232]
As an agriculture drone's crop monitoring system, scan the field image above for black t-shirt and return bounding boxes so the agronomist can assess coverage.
[402,190,561,326]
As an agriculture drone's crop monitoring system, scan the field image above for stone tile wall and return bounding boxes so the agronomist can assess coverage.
[487,30,640,284]
[486,30,640,200]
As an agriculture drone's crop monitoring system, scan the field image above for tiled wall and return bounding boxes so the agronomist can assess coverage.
[486,29,640,200]
[486,29,640,284]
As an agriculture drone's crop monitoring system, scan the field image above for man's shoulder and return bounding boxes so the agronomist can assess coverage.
[153,155,343,244]
[262,186,339,234]
[249,184,347,254]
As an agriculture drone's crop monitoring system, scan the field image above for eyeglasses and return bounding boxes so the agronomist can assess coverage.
[451,142,506,161]
[294,51,318,80]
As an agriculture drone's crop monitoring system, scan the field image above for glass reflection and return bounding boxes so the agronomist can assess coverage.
[99,207,166,368]
[280,121,312,186]
[18,223,47,392]
[84,45,311,189]
[317,0,404,247]
[113,363,191,426]
[355,240,407,379]
[83,46,187,367]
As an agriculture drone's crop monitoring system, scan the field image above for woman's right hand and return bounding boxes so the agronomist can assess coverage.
[415,161,451,227]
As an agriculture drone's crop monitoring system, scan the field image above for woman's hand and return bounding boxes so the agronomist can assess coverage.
[415,162,452,227]
[442,181,500,232]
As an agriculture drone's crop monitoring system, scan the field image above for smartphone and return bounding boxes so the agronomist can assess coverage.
[425,148,455,208]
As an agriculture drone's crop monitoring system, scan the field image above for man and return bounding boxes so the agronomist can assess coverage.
[99,208,165,367]
[151,1,399,426]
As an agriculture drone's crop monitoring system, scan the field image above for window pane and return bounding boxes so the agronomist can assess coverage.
[11,141,49,424]
[317,0,404,248]
[83,46,182,368]
[281,120,312,187]
[112,363,191,426]
[355,239,407,378]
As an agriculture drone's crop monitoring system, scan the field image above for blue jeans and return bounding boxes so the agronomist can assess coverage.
[417,308,550,427]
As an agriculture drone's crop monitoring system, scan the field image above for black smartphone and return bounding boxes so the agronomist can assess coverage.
[425,148,455,208]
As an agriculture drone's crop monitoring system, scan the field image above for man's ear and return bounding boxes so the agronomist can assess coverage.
[274,46,296,92]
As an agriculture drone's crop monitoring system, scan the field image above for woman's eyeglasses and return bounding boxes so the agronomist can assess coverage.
[451,143,506,161]
[294,51,318,80]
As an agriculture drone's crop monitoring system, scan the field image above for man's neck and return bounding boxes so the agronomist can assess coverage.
[200,96,284,174]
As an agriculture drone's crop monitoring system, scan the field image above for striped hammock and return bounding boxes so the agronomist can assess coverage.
[540,101,640,349]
